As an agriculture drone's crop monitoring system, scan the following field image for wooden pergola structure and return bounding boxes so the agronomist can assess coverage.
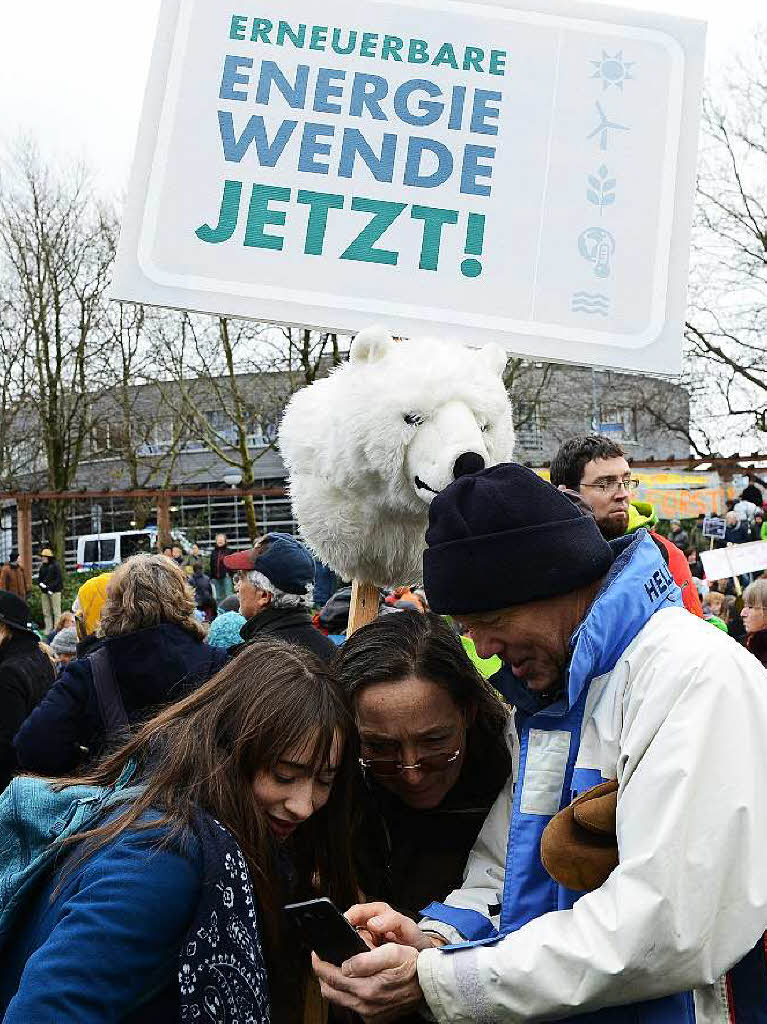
[0,486,285,581]
[1,454,764,590]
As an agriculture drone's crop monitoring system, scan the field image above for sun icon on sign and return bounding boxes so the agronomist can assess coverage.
[589,50,635,90]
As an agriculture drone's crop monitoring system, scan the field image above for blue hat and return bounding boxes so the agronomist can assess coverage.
[223,533,316,595]
[206,611,247,650]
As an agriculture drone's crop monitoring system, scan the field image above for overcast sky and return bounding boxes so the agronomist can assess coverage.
[0,0,764,199]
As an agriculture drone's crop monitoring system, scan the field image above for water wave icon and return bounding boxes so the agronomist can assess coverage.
[571,291,610,316]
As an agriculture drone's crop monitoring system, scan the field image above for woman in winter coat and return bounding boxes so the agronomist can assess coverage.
[37,548,64,634]
[723,511,750,546]
[0,591,55,792]
[337,611,512,923]
[14,555,228,776]
[751,511,767,543]
[209,532,234,601]
[0,550,28,599]
[0,640,358,1023]
[741,578,767,669]
[188,561,217,621]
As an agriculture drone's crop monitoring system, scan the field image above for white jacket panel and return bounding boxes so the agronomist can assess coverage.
[418,609,767,1022]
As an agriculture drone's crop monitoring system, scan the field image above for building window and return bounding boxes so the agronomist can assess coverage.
[598,406,637,442]
[90,423,110,454]
[153,419,174,447]
[205,410,238,443]
[516,402,542,450]
[260,417,278,444]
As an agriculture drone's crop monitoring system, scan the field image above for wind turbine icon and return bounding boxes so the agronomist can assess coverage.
[587,102,630,151]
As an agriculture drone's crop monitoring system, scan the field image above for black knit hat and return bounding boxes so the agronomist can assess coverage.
[0,590,36,634]
[423,463,614,615]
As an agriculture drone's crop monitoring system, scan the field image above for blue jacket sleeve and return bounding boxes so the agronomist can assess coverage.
[13,658,98,775]
[3,826,201,1023]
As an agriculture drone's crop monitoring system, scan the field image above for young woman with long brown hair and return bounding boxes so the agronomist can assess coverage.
[0,639,357,1024]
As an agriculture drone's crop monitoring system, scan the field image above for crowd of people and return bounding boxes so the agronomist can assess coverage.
[0,437,767,1023]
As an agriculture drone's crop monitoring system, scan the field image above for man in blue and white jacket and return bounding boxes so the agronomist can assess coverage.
[315,464,767,1023]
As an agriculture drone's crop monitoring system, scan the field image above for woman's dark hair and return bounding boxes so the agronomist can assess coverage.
[55,640,357,1015]
[336,610,510,749]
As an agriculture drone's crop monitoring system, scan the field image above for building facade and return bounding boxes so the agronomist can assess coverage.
[1,360,692,569]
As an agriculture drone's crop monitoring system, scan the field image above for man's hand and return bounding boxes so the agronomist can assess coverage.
[345,902,435,951]
[312,943,423,1022]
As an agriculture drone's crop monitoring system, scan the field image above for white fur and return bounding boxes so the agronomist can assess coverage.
[278,326,515,587]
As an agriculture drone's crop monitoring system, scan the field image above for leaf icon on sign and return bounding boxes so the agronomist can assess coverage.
[586,165,616,215]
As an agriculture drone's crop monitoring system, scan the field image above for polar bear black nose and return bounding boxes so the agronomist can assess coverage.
[453,452,486,479]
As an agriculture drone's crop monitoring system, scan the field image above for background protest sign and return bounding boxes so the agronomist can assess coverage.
[702,516,726,540]
[701,542,767,582]
[112,0,705,373]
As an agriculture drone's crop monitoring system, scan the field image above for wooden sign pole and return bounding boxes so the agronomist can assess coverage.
[347,580,380,635]
[725,545,743,598]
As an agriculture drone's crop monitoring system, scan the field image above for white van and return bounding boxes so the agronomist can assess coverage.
[75,529,193,572]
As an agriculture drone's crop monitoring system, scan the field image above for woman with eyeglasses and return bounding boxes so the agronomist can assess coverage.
[336,611,513,926]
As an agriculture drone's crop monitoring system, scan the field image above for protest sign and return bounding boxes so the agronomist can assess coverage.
[701,542,767,582]
[702,516,726,540]
[112,0,705,373]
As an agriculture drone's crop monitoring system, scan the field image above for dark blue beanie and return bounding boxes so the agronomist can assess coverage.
[423,463,614,614]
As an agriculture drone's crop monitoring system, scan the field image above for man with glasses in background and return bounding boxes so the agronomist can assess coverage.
[550,436,702,615]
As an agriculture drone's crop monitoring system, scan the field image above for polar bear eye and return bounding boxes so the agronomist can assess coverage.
[403,413,424,426]
[480,422,490,432]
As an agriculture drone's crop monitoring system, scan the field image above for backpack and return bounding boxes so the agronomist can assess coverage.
[88,645,130,742]
[0,760,140,957]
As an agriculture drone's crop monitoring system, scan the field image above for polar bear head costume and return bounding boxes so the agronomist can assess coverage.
[278,326,515,587]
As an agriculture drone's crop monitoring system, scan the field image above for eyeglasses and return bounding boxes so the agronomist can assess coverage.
[358,749,461,777]
[581,476,640,494]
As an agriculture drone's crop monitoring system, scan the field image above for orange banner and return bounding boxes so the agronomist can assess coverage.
[642,487,731,519]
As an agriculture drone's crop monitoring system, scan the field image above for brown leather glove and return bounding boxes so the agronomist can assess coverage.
[540,780,618,892]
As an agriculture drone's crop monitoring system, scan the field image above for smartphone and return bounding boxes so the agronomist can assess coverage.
[284,897,369,966]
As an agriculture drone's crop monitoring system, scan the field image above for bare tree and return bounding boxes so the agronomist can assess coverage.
[90,299,190,526]
[153,313,294,540]
[683,27,767,453]
[504,358,557,444]
[271,327,344,386]
[0,294,42,487]
[0,144,114,557]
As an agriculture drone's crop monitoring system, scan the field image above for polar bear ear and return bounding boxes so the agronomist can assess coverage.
[479,342,508,379]
[350,326,396,365]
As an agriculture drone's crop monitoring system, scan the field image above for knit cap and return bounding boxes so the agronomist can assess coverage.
[424,463,614,614]
[73,572,114,636]
[206,611,247,650]
[51,626,78,657]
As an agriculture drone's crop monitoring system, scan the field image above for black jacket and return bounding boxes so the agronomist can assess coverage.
[237,606,337,662]
[38,560,63,594]
[723,522,750,546]
[747,630,767,669]
[354,722,513,921]
[0,631,55,791]
[209,547,230,580]
[13,622,228,776]
[189,570,214,607]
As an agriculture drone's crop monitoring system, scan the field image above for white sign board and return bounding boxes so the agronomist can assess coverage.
[701,542,767,582]
[112,0,705,373]
[702,516,726,540]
